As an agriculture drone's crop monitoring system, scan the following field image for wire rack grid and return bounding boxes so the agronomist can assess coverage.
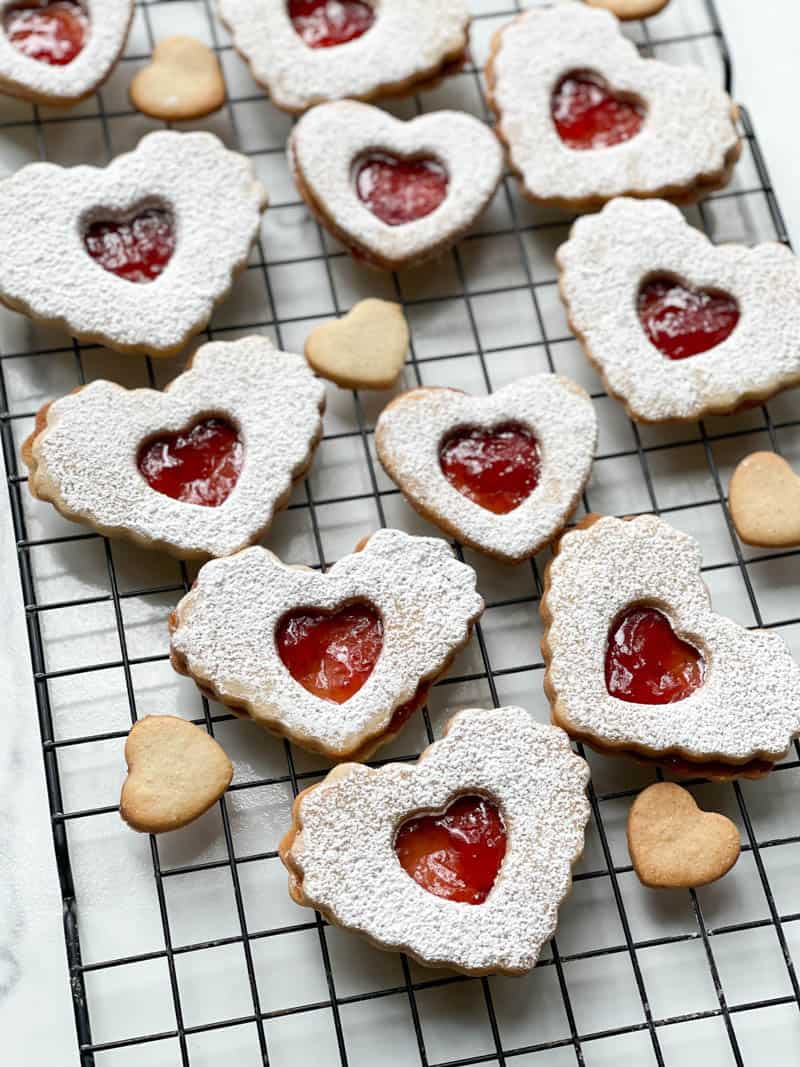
[1,1,800,1065]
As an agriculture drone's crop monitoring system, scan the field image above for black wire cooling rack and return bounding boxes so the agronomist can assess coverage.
[2,1,800,1065]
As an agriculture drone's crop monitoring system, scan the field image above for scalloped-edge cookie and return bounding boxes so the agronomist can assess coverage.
[22,336,325,560]
[557,198,800,422]
[485,3,740,211]
[0,130,267,356]
[541,514,800,780]
[0,0,133,106]
[218,0,470,114]
[290,101,504,271]
[585,0,670,19]
[169,529,484,762]
[279,705,590,975]
[375,376,597,563]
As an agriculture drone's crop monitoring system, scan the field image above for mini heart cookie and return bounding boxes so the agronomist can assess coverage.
[557,198,800,422]
[486,3,740,210]
[290,101,504,271]
[585,0,670,18]
[375,376,597,563]
[305,299,408,390]
[0,0,133,106]
[280,706,590,975]
[729,452,800,548]
[22,336,325,559]
[218,0,470,114]
[129,36,226,121]
[541,514,800,778]
[120,716,233,834]
[169,529,484,761]
[0,130,267,356]
[627,782,740,889]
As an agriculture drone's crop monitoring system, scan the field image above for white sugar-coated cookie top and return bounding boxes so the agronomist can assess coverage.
[489,3,739,205]
[0,0,133,103]
[218,0,470,113]
[290,101,504,266]
[557,198,800,421]
[0,131,267,355]
[29,337,325,558]
[170,529,483,758]
[375,376,597,562]
[544,515,800,762]
[287,706,590,975]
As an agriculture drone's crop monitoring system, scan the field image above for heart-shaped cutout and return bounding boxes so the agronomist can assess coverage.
[129,35,226,121]
[138,416,243,508]
[638,276,740,361]
[120,715,233,834]
[627,782,740,888]
[84,205,175,284]
[729,452,800,548]
[585,0,670,19]
[552,71,645,151]
[305,298,408,390]
[288,0,375,48]
[355,153,448,226]
[439,423,541,515]
[605,605,705,704]
[4,0,88,65]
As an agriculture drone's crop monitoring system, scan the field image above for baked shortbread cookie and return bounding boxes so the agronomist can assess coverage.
[729,452,800,548]
[129,36,226,121]
[541,514,800,780]
[280,706,590,975]
[585,0,670,18]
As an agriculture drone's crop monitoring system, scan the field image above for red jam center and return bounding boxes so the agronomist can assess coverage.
[288,0,374,48]
[138,418,243,508]
[439,424,541,515]
[84,208,175,284]
[605,606,705,704]
[638,277,740,361]
[4,0,88,65]
[356,154,449,226]
[395,795,507,905]
[552,73,645,150]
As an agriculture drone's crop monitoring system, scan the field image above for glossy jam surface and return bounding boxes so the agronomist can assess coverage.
[605,606,705,704]
[552,73,645,150]
[395,795,507,905]
[4,1,88,65]
[84,208,175,284]
[138,419,243,507]
[288,0,374,48]
[356,154,448,226]
[439,424,541,515]
[638,277,740,361]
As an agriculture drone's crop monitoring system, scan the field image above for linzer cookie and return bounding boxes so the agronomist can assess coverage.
[486,3,740,210]
[557,198,800,422]
[541,514,800,780]
[22,336,325,559]
[0,0,133,106]
[0,130,267,356]
[375,377,597,563]
[218,0,470,114]
[290,101,503,271]
[169,529,483,762]
[279,706,590,975]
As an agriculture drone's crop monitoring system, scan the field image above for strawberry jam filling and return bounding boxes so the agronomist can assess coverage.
[288,0,374,48]
[138,418,243,507]
[638,277,740,361]
[439,424,541,515]
[4,0,88,65]
[605,606,705,704]
[552,73,645,150]
[356,154,449,226]
[395,795,507,905]
[84,208,175,284]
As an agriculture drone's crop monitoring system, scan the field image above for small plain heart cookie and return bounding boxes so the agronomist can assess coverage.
[120,716,233,834]
[585,0,670,19]
[305,299,408,390]
[130,36,226,121]
[729,452,800,548]
[628,782,740,889]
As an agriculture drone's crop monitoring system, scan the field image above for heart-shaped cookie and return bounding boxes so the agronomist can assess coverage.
[169,529,484,761]
[120,716,233,834]
[305,299,408,390]
[627,782,740,889]
[129,36,225,121]
[290,101,504,271]
[729,452,800,548]
[585,0,670,19]
[557,198,800,422]
[22,336,325,559]
[486,3,740,210]
[0,0,133,106]
[0,130,267,356]
[375,376,597,563]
